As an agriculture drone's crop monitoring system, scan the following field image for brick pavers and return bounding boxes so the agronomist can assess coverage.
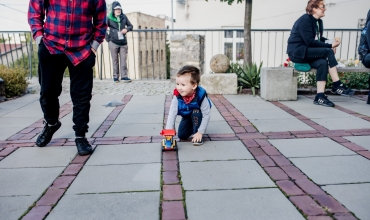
[2,92,369,219]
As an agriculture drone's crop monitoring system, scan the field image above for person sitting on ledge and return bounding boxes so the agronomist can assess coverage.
[287,0,354,107]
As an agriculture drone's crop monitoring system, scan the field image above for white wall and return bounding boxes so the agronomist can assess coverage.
[175,0,370,72]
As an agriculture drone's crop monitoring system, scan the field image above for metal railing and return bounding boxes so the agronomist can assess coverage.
[0,29,362,79]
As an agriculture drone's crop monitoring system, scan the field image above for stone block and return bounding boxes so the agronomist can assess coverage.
[200,73,237,95]
[261,67,297,101]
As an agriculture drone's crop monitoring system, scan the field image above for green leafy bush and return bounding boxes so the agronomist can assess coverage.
[227,62,263,96]
[0,65,28,98]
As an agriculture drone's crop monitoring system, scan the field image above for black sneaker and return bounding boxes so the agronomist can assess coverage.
[113,78,119,83]
[193,139,203,146]
[75,137,94,156]
[331,83,355,97]
[36,121,62,147]
[313,94,335,107]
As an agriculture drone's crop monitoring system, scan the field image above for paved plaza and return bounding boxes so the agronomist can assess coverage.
[0,79,370,220]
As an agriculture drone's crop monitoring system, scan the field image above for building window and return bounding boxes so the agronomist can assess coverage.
[224,30,233,38]
[156,50,159,62]
[236,43,244,61]
[151,27,153,38]
[151,50,154,63]
[224,43,233,60]
[161,50,164,61]
[236,30,244,38]
[145,27,147,39]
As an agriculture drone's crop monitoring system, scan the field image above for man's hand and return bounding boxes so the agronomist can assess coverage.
[121,29,128,34]
[91,47,97,55]
[191,132,203,143]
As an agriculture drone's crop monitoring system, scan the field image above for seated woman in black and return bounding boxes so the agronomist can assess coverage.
[287,0,354,107]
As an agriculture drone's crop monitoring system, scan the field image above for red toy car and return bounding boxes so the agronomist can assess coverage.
[160,129,178,151]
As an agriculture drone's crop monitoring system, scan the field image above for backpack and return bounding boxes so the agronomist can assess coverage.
[358,10,370,61]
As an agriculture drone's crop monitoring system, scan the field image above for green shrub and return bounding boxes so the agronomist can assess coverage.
[227,62,263,96]
[0,65,28,98]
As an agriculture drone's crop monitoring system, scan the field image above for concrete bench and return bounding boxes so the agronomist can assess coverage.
[260,66,370,101]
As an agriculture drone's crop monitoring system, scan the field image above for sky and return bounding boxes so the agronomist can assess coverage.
[0,0,175,31]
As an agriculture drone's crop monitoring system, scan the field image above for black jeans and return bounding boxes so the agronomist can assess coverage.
[38,42,95,137]
[362,54,370,96]
[290,47,338,81]
[178,109,202,140]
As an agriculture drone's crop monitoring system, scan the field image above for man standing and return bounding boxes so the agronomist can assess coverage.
[106,1,133,83]
[28,0,107,155]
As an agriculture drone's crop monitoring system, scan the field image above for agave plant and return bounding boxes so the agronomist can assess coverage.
[237,62,263,96]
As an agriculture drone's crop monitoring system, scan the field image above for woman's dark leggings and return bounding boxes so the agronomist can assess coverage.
[363,54,370,96]
[290,47,338,81]
[178,109,202,140]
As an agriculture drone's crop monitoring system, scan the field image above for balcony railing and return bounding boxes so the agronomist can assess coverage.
[0,29,362,79]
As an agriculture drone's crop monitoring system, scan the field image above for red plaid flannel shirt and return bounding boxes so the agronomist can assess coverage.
[28,0,107,66]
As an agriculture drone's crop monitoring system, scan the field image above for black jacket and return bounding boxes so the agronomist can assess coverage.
[106,1,133,45]
[287,14,331,59]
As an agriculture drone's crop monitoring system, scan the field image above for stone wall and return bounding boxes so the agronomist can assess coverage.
[170,34,205,80]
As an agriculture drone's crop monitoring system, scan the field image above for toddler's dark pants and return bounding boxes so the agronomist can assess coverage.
[178,109,202,140]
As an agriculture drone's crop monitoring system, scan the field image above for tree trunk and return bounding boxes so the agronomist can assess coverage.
[244,0,252,67]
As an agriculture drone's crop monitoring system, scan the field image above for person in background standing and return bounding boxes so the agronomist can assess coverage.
[106,1,133,83]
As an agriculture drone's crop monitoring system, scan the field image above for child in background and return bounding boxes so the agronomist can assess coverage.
[165,65,212,145]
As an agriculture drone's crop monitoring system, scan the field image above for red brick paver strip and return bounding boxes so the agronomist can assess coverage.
[289,195,326,216]
[162,201,186,220]
[163,185,183,201]
[36,188,65,206]
[22,206,53,220]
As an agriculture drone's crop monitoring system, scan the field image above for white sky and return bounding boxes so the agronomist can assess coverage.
[0,0,175,31]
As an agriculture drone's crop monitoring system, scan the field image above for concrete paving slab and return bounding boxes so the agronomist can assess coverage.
[280,95,321,110]
[178,140,253,162]
[47,192,159,220]
[186,188,304,220]
[0,117,41,140]
[51,114,107,139]
[66,163,161,194]
[114,113,163,124]
[121,95,165,114]
[202,121,234,134]
[86,143,161,165]
[0,167,65,196]
[89,106,114,116]
[210,108,225,121]
[90,95,125,105]
[0,147,76,168]
[312,116,370,130]
[105,123,163,137]
[269,138,356,158]
[240,109,294,120]
[0,195,39,220]
[224,94,270,103]
[290,155,370,185]
[294,108,352,118]
[0,127,26,140]
[180,160,275,190]
[250,118,314,132]
[344,136,370,151]
[322,183,370,220]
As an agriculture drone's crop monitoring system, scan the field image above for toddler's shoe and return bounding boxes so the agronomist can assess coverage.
[193,139,203,146]
[121,77,132,83]
[113,78,119,83]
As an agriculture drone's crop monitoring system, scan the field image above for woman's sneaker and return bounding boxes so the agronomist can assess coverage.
[331,83,355,97]
[313,94,335,107]
[121,77,132,83]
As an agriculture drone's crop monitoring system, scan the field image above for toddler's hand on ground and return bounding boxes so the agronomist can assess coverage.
[191,132,203,143]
